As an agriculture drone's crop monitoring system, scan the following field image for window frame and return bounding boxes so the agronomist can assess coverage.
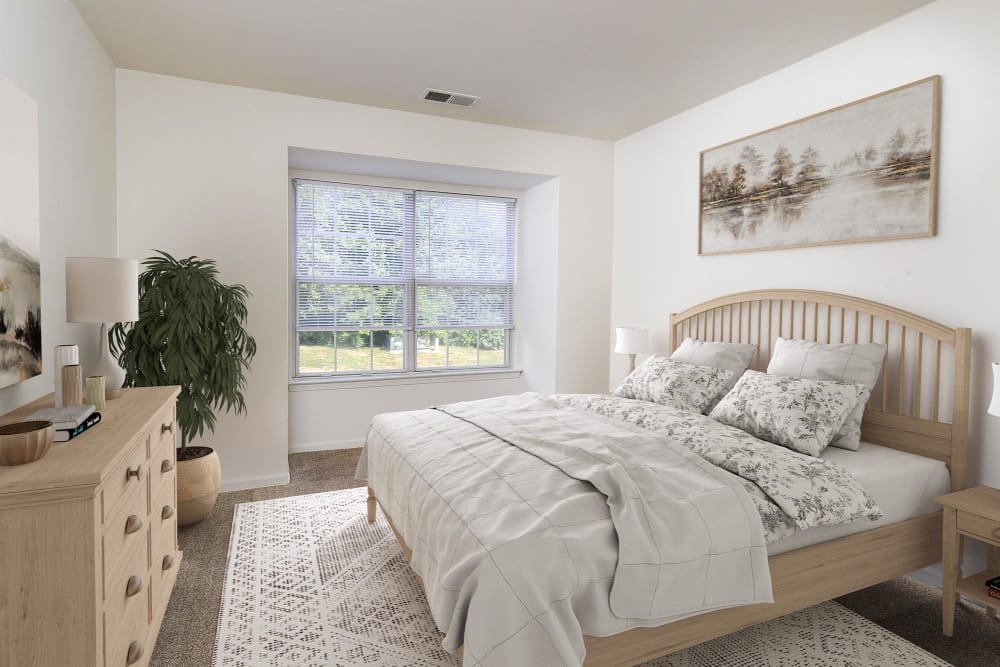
[289,174,517,383]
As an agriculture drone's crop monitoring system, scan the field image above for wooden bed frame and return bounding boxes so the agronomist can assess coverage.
[367,289,972,666]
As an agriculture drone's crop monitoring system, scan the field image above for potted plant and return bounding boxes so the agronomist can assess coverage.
[111,251,256,526]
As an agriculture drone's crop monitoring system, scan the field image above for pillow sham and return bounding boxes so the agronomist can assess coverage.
[614,356,733,413]
[670,337,756,393]
[766,338,886,451]
[708,370,870,457]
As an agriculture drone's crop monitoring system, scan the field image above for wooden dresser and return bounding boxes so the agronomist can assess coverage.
[0,386,182,667]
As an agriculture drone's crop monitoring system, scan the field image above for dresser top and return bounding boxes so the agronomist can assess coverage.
[0,386,180,497]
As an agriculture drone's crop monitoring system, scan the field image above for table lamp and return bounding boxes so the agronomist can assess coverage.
[615,326,650,374]
[65,257,139,399]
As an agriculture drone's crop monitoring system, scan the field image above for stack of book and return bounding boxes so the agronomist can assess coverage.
[987,575,1000,601]
[27,405,103,442]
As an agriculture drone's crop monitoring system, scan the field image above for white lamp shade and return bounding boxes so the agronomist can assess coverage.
[989,363,1000,417]
[615,327,650,355]
[65,257,139,323]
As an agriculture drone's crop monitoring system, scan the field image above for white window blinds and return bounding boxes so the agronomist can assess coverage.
[294,179,515,337]
[414,191,516,330]
[295,181,413,331]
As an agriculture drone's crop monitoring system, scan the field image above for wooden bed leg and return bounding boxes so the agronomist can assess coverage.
[367,486,377,523]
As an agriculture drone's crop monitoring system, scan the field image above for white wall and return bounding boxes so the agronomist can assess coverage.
[116,70,613,490]
[612,0,1000,487]
[0,0,116,415]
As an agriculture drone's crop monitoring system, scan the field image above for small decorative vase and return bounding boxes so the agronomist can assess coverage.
[85,376,106,410]
[0,421,54,466]
[53,345,79,407]
[61,365,83,407]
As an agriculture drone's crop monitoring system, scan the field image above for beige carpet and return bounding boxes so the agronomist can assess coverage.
[152,449,1000,666]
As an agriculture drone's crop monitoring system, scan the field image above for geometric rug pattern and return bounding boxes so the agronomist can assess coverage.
[213,486,951,667]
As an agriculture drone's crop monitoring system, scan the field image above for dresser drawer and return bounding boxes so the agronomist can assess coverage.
[106,607,150,667]
[150,560,180,629]
[152,405,177,463]
[149,477,177,551]
[104,537,150,665]
[958,512,1000,547]
[103,484,148,599]
[149,430,176,504]
[102,436,150,522]
[151,523,180,620]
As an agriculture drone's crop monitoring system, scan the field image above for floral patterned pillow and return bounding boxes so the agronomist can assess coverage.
[708,370,870,457]
[766,338,886,451]
[614,356,733,413]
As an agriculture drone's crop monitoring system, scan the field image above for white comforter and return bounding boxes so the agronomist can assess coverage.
[356,393,880,666]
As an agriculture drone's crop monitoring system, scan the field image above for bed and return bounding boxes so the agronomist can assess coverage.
[359,289,971,666]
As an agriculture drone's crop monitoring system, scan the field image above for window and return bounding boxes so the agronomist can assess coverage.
[293,179,515,377]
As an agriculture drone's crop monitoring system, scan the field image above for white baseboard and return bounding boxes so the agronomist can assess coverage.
[289,438,364,454]
[220,472,290,493]
[911,563,942,589]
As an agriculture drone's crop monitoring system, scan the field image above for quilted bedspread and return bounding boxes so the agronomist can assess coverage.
[356,392,881,666]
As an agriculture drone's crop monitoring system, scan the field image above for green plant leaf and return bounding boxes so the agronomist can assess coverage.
[110,251,257,449]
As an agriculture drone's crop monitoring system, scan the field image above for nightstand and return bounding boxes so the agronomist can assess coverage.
[934,486,1000,635]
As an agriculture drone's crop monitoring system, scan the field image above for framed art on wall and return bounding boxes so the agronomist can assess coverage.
[0,74,42,388]
[698,75,939,256]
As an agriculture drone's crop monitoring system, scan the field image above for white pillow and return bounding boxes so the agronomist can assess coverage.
[709,370,870,457]
[766,338,886,451]
[614,356,733,413]
[671,338,757,411]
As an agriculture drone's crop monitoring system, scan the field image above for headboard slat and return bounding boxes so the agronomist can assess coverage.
[933,340,942,422]
[915,332,924,419]
[898,326,907,416]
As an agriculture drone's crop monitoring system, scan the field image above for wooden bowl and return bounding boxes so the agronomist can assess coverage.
[0,421,55,466]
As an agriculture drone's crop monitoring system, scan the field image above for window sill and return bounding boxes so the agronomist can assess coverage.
[288,368,523,391]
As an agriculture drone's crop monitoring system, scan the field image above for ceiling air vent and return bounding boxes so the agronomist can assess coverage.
[422,88,481,107]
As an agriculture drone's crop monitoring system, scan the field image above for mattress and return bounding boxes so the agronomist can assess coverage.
[767,440,950,555]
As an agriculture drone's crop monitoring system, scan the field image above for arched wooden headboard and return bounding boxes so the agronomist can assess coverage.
[669,290,972,490]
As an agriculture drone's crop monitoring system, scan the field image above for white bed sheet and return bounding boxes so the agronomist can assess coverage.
[768,441,950,555]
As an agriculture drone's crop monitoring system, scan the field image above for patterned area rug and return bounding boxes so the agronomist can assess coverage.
[213,487,951,667]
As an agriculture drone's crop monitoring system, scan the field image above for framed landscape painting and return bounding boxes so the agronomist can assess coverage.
[0,74,42,388]
[699,76,939,255]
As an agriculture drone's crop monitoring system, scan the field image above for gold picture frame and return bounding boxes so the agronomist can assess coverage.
[698,75,940,256]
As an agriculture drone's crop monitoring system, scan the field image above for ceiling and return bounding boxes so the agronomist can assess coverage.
[72,0,931,140]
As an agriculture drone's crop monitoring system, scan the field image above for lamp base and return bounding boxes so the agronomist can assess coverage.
[92,323,126,400]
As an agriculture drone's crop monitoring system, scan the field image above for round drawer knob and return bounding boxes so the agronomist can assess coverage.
[162,504,175,520]
[126,466,141,482]
[124,514,143,535]
[161,458,175,473]
[125,575,144,598]
[126,640,144,665]
[162,554,175,571]
[161,422,174,435]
